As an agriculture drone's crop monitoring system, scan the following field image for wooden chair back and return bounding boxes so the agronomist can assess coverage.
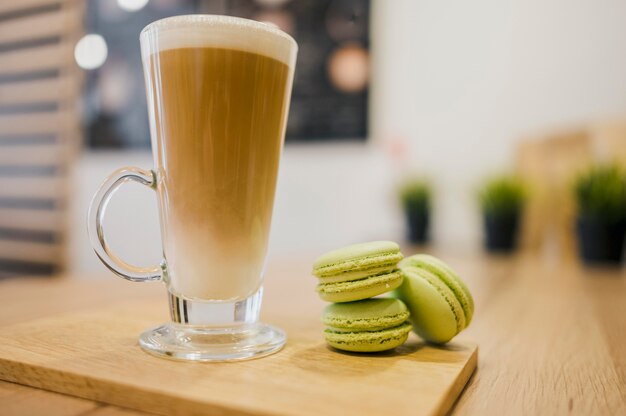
[515,119,626,256]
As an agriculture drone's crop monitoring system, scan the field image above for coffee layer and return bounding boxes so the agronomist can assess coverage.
[146,46,291,300]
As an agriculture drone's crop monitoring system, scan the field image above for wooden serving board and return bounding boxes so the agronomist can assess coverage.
[0,301,477,416]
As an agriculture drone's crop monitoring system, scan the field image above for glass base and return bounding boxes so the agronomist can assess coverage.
[138,288,286,362]
[139,322,286,362]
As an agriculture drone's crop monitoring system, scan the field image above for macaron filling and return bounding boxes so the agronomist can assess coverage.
[316,270,404,302]
[322,298,410,331]
[316,262,400,284]
[324,322,412,337]
[323,311,409,332]
[313,252,404,279]
[316,270,402,293]
[324,322,412,353]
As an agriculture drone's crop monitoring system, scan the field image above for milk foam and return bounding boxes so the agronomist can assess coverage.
[140,15,297,67]
[163,219,267,301]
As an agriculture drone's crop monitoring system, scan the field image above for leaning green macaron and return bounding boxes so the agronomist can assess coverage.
[322,298,412,352]
[313,241,404,302]
[399,254,474,325]
[394,255,474,344]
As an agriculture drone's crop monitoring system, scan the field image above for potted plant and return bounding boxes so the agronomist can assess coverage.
[399,180,432,244]
[574,164,626,264]
[479,176,526,252]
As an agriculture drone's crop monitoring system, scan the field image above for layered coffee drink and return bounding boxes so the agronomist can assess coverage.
[89,15,296,360]
[142,17,296,300]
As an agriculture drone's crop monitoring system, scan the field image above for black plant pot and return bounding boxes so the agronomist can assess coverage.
[405,209,430,244]
[576,217,626,264]
[484,213,519,253]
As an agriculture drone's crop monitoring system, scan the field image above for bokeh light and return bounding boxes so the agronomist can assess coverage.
[74,34,108,70]
[327,43,369,93]
[117,0,149,12]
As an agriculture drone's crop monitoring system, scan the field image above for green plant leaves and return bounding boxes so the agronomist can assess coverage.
[399,180,432,213]
[479,176,526,216]
[574,164,626,221]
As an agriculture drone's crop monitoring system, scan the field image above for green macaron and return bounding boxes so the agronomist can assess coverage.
[313,241,404,302]
[316,270,403,303]
[312,241,404,283]
[394,255,474,344]
[322,298,412,352]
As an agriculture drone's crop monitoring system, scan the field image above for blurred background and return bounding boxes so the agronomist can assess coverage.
[1,0,626,277]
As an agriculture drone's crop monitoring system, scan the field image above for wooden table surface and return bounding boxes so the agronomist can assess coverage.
[1,250,625,416]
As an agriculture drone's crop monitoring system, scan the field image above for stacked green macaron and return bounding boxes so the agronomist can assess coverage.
[322,298,412,352]
[312,241,411,352]
[313,241,404,303]
[394,254,475,344]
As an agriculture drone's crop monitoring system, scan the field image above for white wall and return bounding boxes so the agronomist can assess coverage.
[71,146,401,274]
[371,0,626,244]
[71,0,626,273]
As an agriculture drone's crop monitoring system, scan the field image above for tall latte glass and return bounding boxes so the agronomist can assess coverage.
[88,15,297,361]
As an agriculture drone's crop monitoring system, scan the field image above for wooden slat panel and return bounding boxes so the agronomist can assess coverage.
[0,0,62,16]
[0,177,64,198]
[0,259,56,275]
[0,144,64,165]
[0,0,81,274]
[0,42,73,76]
[0,208,62,231]
[0,7,81,45]
[0,77,77,106]
[0,111,71,136]
[0,239,60,263]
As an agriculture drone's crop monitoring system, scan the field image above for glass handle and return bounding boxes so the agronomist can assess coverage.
[87,167,163,282]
